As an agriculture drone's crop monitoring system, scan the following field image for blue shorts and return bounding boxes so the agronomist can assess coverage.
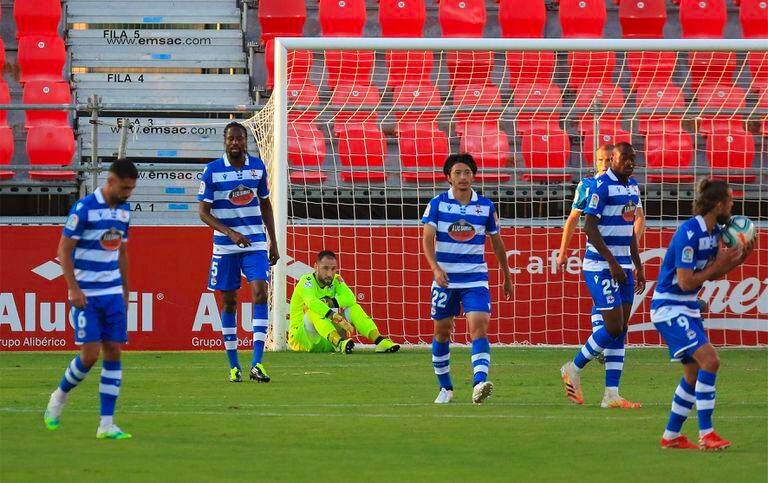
[430,286,491,320]
[584,269,635,311]
[208,251,270,291]
[654,315,709,363]
[590,306,605,331]
[69,293,127,344]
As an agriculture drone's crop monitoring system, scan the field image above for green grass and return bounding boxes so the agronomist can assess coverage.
[1,348,766,482]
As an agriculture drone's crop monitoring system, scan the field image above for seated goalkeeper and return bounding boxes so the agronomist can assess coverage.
[288,250,400,354]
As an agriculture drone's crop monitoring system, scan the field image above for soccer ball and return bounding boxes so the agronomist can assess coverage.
[720,215,756,249]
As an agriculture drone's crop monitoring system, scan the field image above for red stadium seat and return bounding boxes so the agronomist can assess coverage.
[385,51,434,90]
[393,83,447,181]
[438,0,486,37]
[439,0,492,88]
[505,51,556,90]
[396,122,450,182]
[26,126,76,180]
[559,0,606,38]
[498,0,546,38]
[626,51,677,92]
[288,122,327,183]
[566,51,616,90]
[335,124,387,183]
[379,0,426,36]
[264,43,312,90]
[379,0,431,89]
[687,51,736,91]
[747,52,768,92]
[287,79,320,123]
[258,0,306,42]
[22,81,71,128]
[13,0,61,37]
[331,83,381,126]
[573,82,626,128]
[513,83,562,133]
[706,129,756,183]
[17,35,66,83]
[695,84,747,134]
[618,0,666,38]
[0,126,13,180]
[636,84,686,134]
[319,0,371,89]
[740,0,768,39]
[679,0,727,38]
[453,82,502,125]
[580,124,632,164]
[456,122,511,183]
[318,0,366,36]
[645,130,695,183]
[520,129,572,182]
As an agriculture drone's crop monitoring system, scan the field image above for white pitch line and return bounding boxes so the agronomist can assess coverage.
[1,407,765,421]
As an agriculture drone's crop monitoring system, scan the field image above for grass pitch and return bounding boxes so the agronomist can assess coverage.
[1,348,766,482]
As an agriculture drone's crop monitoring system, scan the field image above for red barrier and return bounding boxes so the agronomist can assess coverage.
[0,225,765,350]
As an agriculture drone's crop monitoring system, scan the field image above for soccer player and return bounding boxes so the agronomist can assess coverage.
[556,144,646,408]
[198,122,279,383]
[287,251,400,353]
[653,179,753,450]
[422,153,513,405]
[560,142,645,407]
[43,159,138,439]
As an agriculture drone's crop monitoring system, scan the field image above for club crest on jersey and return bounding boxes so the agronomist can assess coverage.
[681,246,694,263]
[228,184,255,206]
[622,200,637,222]
[475,205,483,215]
[99,228,123,251]
[447,219,476,242]
[606,294,615,304]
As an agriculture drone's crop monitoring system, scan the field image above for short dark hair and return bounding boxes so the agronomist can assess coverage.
[693,178,730,216]
[443,153,477,176]
[317,250,337,263]
[108,158,138,180]
[224,121,247,137]
[613,142,635,160]
[597,143,614,155]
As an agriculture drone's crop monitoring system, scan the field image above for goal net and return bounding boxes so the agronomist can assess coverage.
[244,38,767,350]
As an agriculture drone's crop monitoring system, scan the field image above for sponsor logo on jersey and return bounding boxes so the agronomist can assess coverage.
[422,204,431,218]
[198,181,206,195]
[65,214,79,231]
[687,230,694,239]
[228,184,255,206]
[622,200,637,222]
[99,228,123,250]
[681,246,694,264]
[447,219,476,242]
[304,279,313,288]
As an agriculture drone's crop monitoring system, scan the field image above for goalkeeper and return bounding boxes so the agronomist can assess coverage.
[288,250,400,354]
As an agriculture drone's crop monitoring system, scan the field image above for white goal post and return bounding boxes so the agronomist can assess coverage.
[248,37,767,351]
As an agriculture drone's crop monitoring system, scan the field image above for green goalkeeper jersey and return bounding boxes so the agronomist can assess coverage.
[289,273,357,324]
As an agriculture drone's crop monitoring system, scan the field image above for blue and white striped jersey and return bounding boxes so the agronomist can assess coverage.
[582,169,642,271]
[651,215,720,322]
[62,188,130,297]
[421,189,500,289]
[572,176,595,211]
[198,154,270,255]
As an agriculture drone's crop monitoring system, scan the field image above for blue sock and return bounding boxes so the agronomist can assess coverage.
[251,304,269,366]
[432,339,452,390]
[573,326,614,370]
[663,378,696,440]
[221,310,239,369]
[696,369,717,436]
[99,360,122,421]
[58,355,90,393]
[471,337,490,386]
[604,331,626,390]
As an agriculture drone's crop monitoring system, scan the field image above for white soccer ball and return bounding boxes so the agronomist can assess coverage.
[720,215,756,249]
